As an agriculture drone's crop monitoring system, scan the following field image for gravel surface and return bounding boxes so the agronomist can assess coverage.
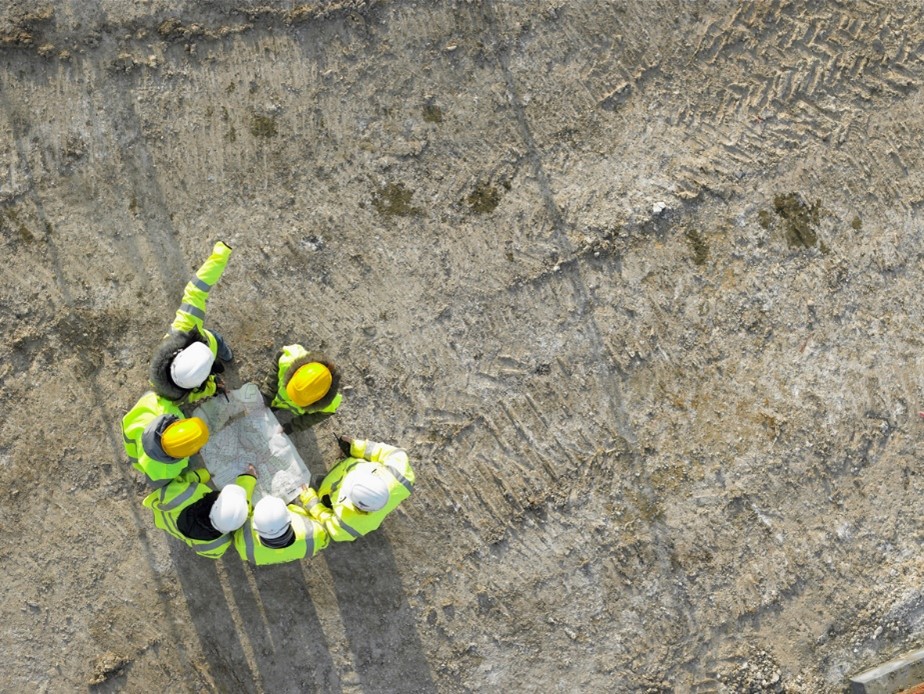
[1,1,923,691]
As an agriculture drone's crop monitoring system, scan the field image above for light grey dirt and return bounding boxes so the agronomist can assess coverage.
[1,1,923,692]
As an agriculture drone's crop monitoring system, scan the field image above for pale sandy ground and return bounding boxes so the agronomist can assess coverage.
[1,1,924,692]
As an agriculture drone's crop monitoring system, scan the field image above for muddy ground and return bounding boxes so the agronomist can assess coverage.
[1,1,924,692]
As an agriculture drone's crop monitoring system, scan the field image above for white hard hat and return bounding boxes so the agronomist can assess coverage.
[209,484,249,534]
[252,497,291,539]
[342,469,389,512]
[170,342,215,389]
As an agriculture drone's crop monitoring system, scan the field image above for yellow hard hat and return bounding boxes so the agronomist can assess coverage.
[161,417,209,459]
[286,362,333,407]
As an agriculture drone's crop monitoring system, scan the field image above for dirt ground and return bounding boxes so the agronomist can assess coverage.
[2,0,924,692]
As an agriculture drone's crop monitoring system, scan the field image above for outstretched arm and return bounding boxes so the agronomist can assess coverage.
[170,241,232,334]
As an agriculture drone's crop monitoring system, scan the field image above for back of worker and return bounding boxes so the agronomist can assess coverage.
[122,391,210,486]
[234,496,330,565]
[310,437,414,542]
[143,469,255,558]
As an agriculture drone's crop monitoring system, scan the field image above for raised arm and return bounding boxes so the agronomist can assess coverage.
[170,241,232,334]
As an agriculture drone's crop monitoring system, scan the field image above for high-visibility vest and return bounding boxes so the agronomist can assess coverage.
[271,344,342,415]
[142,470,235,559]
[150,241,231,404]
[234,505,330,565]
[122,391,188,484]
[316,440,414,542]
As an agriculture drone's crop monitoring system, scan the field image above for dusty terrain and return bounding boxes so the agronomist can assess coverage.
[2,0,924,691]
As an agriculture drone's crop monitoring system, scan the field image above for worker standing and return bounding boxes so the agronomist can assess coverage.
[234,495,330,565]
[149,241,234,405]
[122,390,210,486]
[306,436,414,542]
[270,344,341,419]
[142,467,256,558]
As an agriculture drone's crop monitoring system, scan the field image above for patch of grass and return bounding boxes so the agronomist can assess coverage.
[3,207,33,242]
[250,114,277,138]
[684,228,709,265]
[773,192,821,248]
[372,183,420,217]
[757,209,773,229]
[851,215,862,230]
[422,102,443,123]
[466,182,500,214]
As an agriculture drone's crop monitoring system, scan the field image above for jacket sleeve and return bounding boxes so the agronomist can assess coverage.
[298,486,323,514]
[186,379,217,404]
[189,468,211,484]
[349,439,415,486]
[311,518,332,554]
[170,241,232,334]
[319,513,361,543]
[234,473,258,511]
[159,468,205,488]
[290,506,332,555]
[122,408,156,452]
[298,491,359,543]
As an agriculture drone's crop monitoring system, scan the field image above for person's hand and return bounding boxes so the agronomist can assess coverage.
[298,484,321,510]
[336,434,353,456]
[246,464,257,477]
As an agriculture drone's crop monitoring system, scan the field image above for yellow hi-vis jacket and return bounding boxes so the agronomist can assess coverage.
[149,241,232,404]
[234,504,330,565]
[310,439,414,542]
[270,344,342,416]
[122,391,189,486]
[142,470,256,559]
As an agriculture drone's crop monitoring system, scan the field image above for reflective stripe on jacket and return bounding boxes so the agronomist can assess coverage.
[234,505,330,565]
[167,241,231,336]
[315,439,414,542]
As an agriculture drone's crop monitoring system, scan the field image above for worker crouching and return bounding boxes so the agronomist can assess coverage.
[142,468,256,558]
[234,496,331,565]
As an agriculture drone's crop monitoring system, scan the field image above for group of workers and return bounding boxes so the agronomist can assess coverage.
[120,241,414,565]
